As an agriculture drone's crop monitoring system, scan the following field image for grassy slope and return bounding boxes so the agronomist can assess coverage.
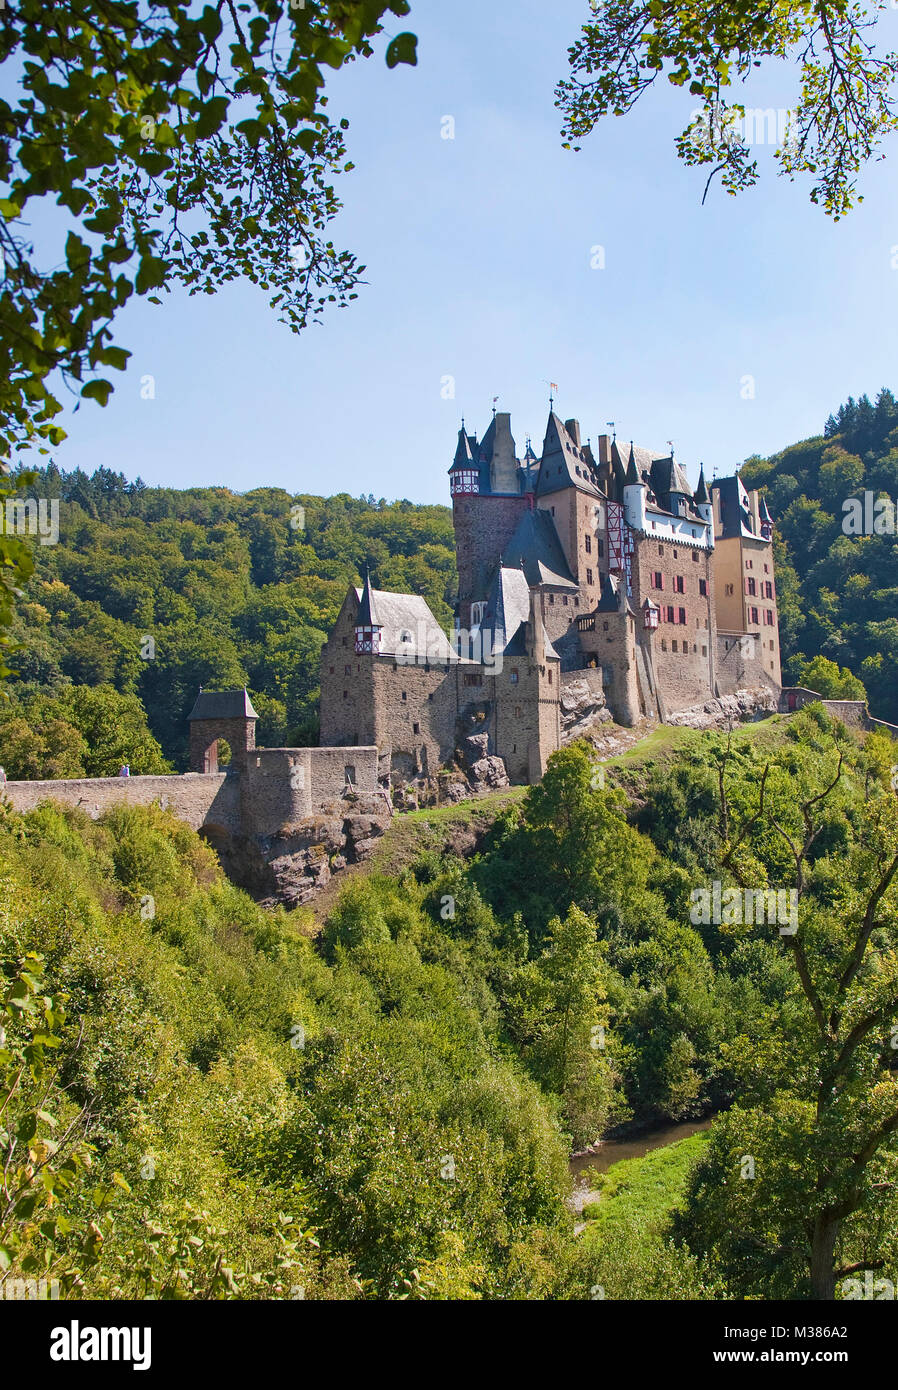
[581,1131,712,1242]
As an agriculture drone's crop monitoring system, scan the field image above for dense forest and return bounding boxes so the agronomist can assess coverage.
[4,710,898,1299]
[742,386,898,719]
[0,465,455,771]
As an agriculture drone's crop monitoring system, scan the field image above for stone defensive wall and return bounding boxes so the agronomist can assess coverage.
[779,688,898,738]
[2,746,380,839]
[2,772,238,832]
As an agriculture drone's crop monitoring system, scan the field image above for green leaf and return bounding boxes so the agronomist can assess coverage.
[80,379,113,406]
[385,32,417,69]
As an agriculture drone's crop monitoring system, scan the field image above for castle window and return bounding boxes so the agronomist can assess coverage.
[549,594,554,605]
[603,621,609,632]
[510,669,519,683]
[750,606,759,624]
[702,645,707,656]
[652,571,663,589]
[343,690,348,699]
[672,640,678,652]
[682,641,689,654]
[548,670,553,684]
[765,609,774,625]
[344,765,356,785]
[746,559,753,569]
[764,563,770,573]
[574,597,579,607]
[463,674,479,687]
[329,666,334,674]
[585,535,592,553]
[658,545,664,556]
[514,707,522,719]
[666,605,675,623]
[342,637,347,646]
[661,639,667,652]
[413,723,420,734]
[678,607,686,625]
[746,577,756,596]
[692,551,699,562]
[699,578,708,596]
[674,575,685,593]
[725,583,734,596]
[673,549,678,559]
[586,569,593,585]
[563,595,569,605]
[402,691,407,701]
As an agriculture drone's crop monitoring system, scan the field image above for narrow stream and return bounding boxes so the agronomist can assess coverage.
[568,1117,714,1221]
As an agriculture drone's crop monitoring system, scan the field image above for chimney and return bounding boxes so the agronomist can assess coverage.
[565,418,582,448]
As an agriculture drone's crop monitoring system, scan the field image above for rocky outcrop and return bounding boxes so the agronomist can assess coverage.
[665,687,777,730]
[208,792,391,910]
[560,675,613,743]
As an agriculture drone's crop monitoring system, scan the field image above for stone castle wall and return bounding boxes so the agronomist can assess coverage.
[632,536,717,713]
[454,494,529,626]
[3,772,238,832]
[2,747,379,839]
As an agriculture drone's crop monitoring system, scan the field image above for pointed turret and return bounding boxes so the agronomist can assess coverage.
[694,464,709,506]
[759,493,773,539]
[623,441,647,532]
[449,424,480,496]
[354,567,383,654]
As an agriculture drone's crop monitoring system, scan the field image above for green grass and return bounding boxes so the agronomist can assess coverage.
[581,1130,711,1242]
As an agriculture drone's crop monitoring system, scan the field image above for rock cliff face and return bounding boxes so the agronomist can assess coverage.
[208,792,391,909]
[559,676,613,743]
[665,687,777,730]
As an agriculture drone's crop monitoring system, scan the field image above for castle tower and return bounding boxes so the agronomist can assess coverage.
[450,414,530,630]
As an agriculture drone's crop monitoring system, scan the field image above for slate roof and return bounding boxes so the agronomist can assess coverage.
[536,413,603,498]
[352,587,458,661]
[502,507,578,590]
[188,688,259,721]
[712,475,761,540]
[356,567,380,626]
[650,455,693,503]
[481,565,532,656]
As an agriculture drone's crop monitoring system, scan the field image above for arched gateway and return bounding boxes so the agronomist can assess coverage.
[188,687,258,773]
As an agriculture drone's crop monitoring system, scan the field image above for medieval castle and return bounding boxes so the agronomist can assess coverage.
[320,408,782,786]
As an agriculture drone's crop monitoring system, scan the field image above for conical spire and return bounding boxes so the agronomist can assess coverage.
[449,425,475,472]
[759,493,772,522]
[356,565,380,628]
[694,464,710,505]
[625,441,642,487]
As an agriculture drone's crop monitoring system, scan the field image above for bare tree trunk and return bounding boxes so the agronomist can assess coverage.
[810,1215,839,1300]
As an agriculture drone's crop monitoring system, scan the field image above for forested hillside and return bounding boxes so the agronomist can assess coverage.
[741,387,898,720]
[1,464,454,770]
[4,710,898,1299]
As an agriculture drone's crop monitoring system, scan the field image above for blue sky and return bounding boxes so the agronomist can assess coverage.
[35,0,898,503]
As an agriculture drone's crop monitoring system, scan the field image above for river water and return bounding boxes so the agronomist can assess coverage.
[568,1117,714,1219]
